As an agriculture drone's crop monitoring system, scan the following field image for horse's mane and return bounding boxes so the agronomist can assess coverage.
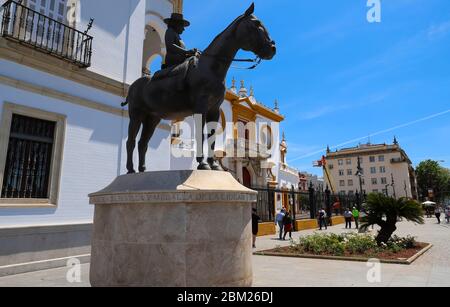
[205,14,246,51]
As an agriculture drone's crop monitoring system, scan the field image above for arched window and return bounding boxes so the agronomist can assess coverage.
[143,25,164,76]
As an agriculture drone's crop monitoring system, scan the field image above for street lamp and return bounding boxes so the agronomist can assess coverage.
[385,184,390,196]
[355,156,364,209]
[390,173,397,199]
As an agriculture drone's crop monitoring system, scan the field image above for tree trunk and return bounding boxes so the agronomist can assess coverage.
[376,223,397,245]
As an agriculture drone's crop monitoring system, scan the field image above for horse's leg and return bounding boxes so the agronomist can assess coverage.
[138,115,160,173]
[206,108,224,171]
[126,114,143,174]
[195,107,211,170]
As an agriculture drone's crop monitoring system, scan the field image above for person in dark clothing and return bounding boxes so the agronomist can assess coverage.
[162,13,198,69]
[435,206,442,224]
[344,208,353,229]
[283,212,293,240]
[318,208,327,230]
[252,208,260,248]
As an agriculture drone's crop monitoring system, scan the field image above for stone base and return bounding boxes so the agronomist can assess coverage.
[88,170,257,287]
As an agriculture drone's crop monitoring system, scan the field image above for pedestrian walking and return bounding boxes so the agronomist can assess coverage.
[435,206,442,224]
[283,212,293,240]
[275,208,286,240]
[352,207,360,229]
[251,208,260,248]
[318,208,327,230]
[344,208,353,229]
[445,206,450,224]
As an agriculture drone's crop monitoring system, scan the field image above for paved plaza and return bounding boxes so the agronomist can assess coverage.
[0,218,448,287]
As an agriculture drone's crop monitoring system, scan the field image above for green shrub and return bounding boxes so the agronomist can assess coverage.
[344,233,378,254]
[390,235,417,249]
[387,242,402,253]
[295,233,345,256]
[289,232,416,256]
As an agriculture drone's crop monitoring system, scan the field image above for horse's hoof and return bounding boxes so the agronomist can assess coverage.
[127,170,136,174]
[139,166,146,173]
[209,161,224,171]
[197,162,212,170]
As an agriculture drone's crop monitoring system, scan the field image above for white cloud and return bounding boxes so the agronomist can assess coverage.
[427,20,450,39]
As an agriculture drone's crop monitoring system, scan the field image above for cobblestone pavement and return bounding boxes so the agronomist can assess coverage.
[0,218,448,287]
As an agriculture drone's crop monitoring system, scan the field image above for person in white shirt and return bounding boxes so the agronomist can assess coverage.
[275,208,286,240]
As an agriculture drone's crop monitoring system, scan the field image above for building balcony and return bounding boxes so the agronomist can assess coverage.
[391,157,406,163]
[1,0,93,68]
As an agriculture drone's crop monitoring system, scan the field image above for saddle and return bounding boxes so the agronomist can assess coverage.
[151,56,198,90]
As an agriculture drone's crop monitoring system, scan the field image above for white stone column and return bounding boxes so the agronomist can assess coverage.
[89,170,257,287]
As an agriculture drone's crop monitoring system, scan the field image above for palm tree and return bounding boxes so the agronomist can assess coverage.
[360,193,424,245]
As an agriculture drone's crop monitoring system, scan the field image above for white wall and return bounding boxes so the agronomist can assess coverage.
[0,83,173,227]
[0,84,121,226]
[0,0,181,227]
[1,60,123,108]
[79,0,146,83]
[0,60,177,228]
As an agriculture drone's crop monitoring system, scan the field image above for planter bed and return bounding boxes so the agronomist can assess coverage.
[255,243,432,265]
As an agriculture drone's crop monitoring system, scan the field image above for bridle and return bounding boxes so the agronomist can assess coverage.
[200,52,262,70]
[199,15,267,70]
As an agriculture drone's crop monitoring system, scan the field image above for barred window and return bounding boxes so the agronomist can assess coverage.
[0,103,65,207]
[1,114,55,199]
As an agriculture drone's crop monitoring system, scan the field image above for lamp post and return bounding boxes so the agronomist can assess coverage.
[391,173,397,199]
[309,181,315,219]
[355,156,364,210]
[404,180,408,198]
[325,185,331,225]
[385,184,390,196]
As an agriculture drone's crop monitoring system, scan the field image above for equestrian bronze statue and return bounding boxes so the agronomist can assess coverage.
[122,3,276,173]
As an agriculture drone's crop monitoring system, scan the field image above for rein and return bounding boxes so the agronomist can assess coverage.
[200,52,262,70]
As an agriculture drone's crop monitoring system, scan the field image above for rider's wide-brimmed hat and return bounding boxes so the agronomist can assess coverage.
[164,13,190,27]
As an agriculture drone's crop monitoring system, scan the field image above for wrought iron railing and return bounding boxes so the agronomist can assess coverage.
[1,0,93,67]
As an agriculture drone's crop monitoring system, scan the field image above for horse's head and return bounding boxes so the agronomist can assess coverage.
[235,3,276,60]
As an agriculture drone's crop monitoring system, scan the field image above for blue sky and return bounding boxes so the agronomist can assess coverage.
[177,0,450,175]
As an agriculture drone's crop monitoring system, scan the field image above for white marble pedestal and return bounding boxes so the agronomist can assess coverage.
[88,170,257,287]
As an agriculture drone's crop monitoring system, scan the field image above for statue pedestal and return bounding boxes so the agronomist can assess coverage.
[88,170,257,287]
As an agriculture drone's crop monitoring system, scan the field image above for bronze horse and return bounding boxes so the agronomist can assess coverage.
[122,3,276,173]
